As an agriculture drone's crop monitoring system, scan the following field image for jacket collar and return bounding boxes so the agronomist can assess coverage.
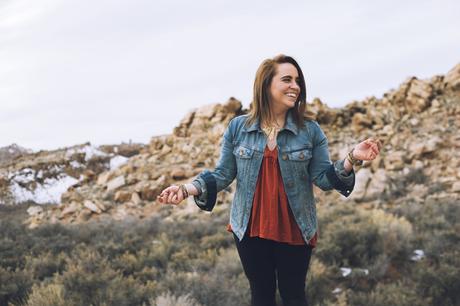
[244,109,299,135]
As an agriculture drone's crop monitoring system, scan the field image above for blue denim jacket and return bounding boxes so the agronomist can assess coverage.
[191,109,355,244]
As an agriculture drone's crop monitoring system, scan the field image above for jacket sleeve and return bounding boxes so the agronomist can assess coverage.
[308,121,355,197]
[191,119,237,211]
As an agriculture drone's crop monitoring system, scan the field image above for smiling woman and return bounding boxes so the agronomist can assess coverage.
[157,54,382,306]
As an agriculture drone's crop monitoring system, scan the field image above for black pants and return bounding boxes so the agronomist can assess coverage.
[233,233,313,306]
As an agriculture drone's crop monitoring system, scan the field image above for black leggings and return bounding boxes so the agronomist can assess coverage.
[233,233,313,306]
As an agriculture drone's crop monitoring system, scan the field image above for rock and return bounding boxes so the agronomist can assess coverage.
[352,168,372,200]
[410,184,429,199]
[60,202,80,218]
[27,206,43,216]
[83,200,102,214]
[445,63,460,90]
[409,142,425,158]
[452,182,460,193]
[77,208,92,222]
[171,167,186,180]
[384,151,406,171]
[405,78,433,113]
[366,169,387,199]
[97,171,112,185]
[107,175,125,191]
[352,113,373,132]
[114,190,132,203]
[113,207,128,220]
[425,136,442,153]
[131,192,142,205]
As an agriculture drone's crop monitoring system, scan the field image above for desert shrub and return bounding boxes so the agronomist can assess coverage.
[151,291,202,306]
[156,247,249,306]
[24,251,67,281]
[316,206,383,267]
[306,258,335,305]
[186,248,249,306]
[383,168,429,200]
[30,223,76,255]
[317,205,413,270]
[413,250,460,306]
[393,197,460,263]
[0,220,31,270]
[199,231,233,250]
[111,251,143,276]
[55,248,156,306]
[0,267,32,306]
[25,283,65,306]
[347,281,421,306]
[0,236,26,270]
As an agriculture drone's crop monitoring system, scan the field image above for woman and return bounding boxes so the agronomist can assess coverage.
[158,54,382,306]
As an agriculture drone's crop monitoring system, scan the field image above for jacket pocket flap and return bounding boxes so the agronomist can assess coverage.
[287,149,312,161]
[233,146,254,159]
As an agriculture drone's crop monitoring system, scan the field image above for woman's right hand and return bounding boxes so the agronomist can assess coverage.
[157,185,185,205]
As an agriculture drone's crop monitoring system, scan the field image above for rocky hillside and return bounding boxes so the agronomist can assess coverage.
[0,142,144,206]
[0,144,33,166]
[1,63,459,229]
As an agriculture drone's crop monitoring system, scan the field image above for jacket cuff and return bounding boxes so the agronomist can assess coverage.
[325,160,355,197]
[192,170,217,211]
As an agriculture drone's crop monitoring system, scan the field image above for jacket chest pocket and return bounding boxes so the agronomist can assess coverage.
[233,145,256,178]
[285,148,312,178]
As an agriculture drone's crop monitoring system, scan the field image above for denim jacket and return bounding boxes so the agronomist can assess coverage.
[191,109,355,244]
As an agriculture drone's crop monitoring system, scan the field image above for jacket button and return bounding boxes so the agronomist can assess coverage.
[287,182,294,188]
[282,154,288,160]
[299,153,304,159]
[239,150,243,156]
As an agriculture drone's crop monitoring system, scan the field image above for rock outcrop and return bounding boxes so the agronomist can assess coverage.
[1,63,459,229]
[0,144,33,166]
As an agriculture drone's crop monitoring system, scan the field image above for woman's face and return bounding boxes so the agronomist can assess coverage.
[269,63,300,113]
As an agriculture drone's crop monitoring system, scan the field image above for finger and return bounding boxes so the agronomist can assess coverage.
[370,138,382,150]
[371,143,379,155]
[167,191,176,203]
[160,187,172,198]
[174,191,184,204]
[172,193,180,205]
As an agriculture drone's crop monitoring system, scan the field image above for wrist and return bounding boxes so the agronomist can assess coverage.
[347,148,363,166]
[343,157,353,173]
[185,183,199,196]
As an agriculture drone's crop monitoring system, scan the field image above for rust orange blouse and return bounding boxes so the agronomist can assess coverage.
[228,146,317,248]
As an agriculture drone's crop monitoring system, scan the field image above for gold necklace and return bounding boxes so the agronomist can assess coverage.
[262,124,281,141]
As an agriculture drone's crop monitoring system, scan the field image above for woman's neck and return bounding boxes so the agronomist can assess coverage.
[264,109,287,128]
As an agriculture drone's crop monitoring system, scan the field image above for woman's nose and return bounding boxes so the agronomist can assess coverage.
[290,81,300,92]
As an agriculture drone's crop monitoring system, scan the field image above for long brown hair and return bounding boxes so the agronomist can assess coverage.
[246,54,313,129]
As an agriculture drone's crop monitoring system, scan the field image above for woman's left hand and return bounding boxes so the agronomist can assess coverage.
[353,138,382,161]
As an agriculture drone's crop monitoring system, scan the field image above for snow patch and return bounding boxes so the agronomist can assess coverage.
[9,174,79,204]
[410,249,425,261]
[70,160,84,168]
[332,288,342,294]
[340,267,352,277]
[110,155,129,170]
[9,168,35,183]
[65,144,108,161]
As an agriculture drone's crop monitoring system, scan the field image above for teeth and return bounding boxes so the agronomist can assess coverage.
[286,93,296,98]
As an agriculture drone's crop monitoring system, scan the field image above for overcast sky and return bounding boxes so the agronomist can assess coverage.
[1,0,459,151]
